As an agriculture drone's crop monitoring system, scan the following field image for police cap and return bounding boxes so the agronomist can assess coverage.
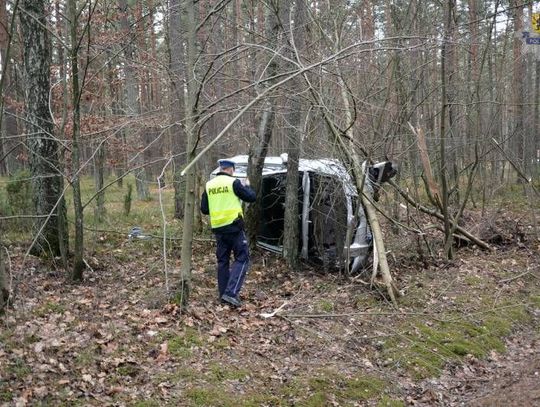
[218,159,235,169]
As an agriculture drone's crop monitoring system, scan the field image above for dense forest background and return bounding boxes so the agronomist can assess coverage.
[0,0,539,275]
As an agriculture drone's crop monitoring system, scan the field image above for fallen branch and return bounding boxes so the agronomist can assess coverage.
[498,267,539,284]
[389,179,492,251]
[259,301,289,319]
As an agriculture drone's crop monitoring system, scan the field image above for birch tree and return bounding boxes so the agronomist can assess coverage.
[19,0,68,259]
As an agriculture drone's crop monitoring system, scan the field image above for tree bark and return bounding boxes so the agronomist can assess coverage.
[178,0,199,307]
[20,0,68,259]
[511,1,524,180]
[169,0,186,219]
[283,0,307,269]
[94,143,106,222]
[0,0,9,176]
[0,243,8,313]
[118,0,149,200]
[245,1,281,249]
[68,0,84,281]
[439,0,455,259]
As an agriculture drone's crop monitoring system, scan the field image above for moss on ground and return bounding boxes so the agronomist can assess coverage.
[317,299,335,312]
[377,395,406,407]
[132,400,162,407]
[167,327,203,358]
[5,358,31,379]
[284,369,387,406]
[34,300,66,317]
[383,302,532,379]
[207,363,249,382]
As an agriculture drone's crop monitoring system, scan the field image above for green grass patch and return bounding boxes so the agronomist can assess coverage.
[75,347,98,367]
[5,358,31,379]
[530,295,540,307]
[132,400,163,407]
[0,390,13,403]
[34,300,66,317]
[286,369,387,406]
[116,363,140,377]
[0,173,179,252]
[154,368,199,384]
[168,327,203,358]
[185,388,236,407]
[383,303,531,379]
[317,299,334,312]
[377,395,405,407]
[0,328,15,350]
[463,275,483,286]
[207,363,249,382]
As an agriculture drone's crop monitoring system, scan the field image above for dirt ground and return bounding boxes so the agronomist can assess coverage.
[1,212,539,406]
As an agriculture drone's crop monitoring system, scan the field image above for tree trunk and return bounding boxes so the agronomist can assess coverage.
[169,0,186,219]
[511,1,524,181]
[118,0,149,200]
[94,143,106,222]
[439,0,455,260]
[20,0,68,259]
[104,48,125,188]
[178,0,199,307]
[0,243,8,313]
[283,0,307,269]
[0,0,9,176]
[68,0,84,281]
[245,2,281,249]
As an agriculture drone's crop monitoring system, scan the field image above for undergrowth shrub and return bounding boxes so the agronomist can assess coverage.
[2,170,33,230]
[123,183,133,216]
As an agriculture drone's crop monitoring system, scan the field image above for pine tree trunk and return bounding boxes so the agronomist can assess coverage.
[511,1,524,181]
[94,143,106,222]
[68,0,84,281]
[169,0,186,219]
[118,0,149,200]
[440,0,455,260]
[0,0,9,176]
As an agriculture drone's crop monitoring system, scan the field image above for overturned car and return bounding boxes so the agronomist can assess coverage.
[211,155,397,272]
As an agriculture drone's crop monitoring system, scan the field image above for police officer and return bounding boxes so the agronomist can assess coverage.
[201,159,256,307]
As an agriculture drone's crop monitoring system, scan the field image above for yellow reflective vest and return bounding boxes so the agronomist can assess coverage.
[206,175,243,229]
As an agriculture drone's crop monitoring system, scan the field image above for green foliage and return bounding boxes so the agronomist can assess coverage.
[1,170,33,229]
[123,183,133,216]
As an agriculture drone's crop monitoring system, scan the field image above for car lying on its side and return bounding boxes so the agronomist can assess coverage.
[210,155,397,272]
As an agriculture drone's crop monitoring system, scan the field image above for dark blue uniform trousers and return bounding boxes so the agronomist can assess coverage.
[215,230,249,299]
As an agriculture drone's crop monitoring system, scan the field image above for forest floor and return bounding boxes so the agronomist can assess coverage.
[1,188,540,406]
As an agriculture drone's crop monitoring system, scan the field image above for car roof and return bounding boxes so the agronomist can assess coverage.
[211,155,357,195]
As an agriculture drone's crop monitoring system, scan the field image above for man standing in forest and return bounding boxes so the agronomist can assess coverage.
[201,159,256,307]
